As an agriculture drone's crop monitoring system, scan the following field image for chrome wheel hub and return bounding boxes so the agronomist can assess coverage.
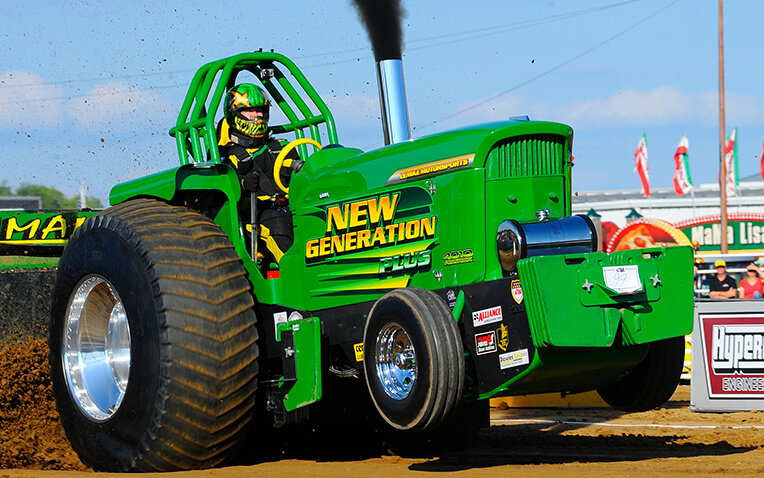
[375,322,416,400]
[63,275,131,421]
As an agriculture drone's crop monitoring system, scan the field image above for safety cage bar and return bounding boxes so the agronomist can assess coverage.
[169,51,339,165]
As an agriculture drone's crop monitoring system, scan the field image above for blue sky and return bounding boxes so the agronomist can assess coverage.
[1,0,762,204]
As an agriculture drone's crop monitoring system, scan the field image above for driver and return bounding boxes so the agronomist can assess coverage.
[218,83,303,265]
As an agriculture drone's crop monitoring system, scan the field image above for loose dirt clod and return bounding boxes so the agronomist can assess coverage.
[0,338,86,470]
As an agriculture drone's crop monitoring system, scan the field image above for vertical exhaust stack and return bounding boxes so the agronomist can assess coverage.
[351,0,410,144]
[376,59,411,145]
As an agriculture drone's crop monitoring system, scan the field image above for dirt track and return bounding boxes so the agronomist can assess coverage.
[1,339,763,477]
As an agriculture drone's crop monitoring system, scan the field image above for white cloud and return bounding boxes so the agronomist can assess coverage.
[556,86,697,126]
[697,91,764,127]
[68,82,176,133]
[722,92,764,126]
[438,86,764,130]
[0,71,66,129]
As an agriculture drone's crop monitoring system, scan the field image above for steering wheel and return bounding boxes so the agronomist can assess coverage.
[273,138,322,194]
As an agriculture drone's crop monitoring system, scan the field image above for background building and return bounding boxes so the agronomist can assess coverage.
[572,174,764,228]
[0,196,42,211]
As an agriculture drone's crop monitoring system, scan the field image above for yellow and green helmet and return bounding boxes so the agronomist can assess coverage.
[224,83,270,139]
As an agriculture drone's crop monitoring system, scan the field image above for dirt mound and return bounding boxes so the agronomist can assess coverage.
[0,269,56,340]
[0,338,86,470]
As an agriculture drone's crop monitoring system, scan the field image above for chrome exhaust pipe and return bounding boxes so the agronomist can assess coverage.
[376,59,411,145]
[497,215,599,272]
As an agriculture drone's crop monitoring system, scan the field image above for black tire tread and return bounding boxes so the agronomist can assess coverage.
[364,287,464,431]
[597,336,684,412]
[55,198,258,471]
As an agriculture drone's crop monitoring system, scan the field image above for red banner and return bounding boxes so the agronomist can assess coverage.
[634,134,650,197]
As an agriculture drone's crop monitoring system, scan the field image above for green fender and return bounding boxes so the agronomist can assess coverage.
[108,162,256,275]
[109,162,242,206]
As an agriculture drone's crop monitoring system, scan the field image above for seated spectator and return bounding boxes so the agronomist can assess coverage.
[709,260,737,299]
[739,262,763,299]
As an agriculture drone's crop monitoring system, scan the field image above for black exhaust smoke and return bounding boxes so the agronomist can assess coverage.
[351,0,411,144]
[351,0,405,61]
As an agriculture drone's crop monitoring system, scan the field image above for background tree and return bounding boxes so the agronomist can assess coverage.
[15,184,67,209]
[62,196,103,209]
[0,182,103,209]
[0,181,12,195]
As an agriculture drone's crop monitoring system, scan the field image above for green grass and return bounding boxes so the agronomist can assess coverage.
[0,255,58,269]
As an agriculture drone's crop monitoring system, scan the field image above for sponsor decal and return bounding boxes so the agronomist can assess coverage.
[472,306,503,327]
[273,311,288,337]
[443,248,474,266]
[475,331,497,355]
[353,343,364,362]
[304,190,437,265]
[699,314,764,398]
[446,289,457,309]
[379,250,431,274]
[386,154,474,184]
[511,279,523,304]
[499,348,530,370]
[496,323,509,352]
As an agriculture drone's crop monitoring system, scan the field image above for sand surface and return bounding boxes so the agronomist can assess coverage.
[2,339,762,477]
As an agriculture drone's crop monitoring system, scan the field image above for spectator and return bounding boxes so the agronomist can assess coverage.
[693,258,705,298]
[709,260,737,299]
[739,262,763,299]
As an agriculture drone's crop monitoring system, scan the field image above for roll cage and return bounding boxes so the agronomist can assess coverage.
[169,51,338,165]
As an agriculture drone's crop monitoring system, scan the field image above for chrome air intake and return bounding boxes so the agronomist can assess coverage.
[376,59,411,145]
[497,215,598,272]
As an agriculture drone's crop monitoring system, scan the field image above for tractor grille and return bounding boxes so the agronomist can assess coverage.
[486,134,566,179]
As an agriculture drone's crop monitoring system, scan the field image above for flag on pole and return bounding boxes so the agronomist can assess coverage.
[672,134,693,196]
[723,128,738,197]
[760,140,764,183]
[634,133,650,197]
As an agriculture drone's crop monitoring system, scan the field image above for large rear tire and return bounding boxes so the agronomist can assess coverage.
[49,198,258,471]
[597,336,684,412]
[363,287,464,431]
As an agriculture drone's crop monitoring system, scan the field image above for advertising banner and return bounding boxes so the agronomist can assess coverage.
[698,314,764,398]
[606,218,691,253]
[607,213,764,255]
[691,301,764,411]
[676,213,764,254]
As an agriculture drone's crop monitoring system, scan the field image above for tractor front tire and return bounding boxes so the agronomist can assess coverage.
[597,336,685,412]
[49,199,258,472]
[363,287,464,431]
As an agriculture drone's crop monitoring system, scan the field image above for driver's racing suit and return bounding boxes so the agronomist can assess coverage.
[218,119,302,264]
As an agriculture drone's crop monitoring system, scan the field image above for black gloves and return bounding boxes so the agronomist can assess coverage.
[242,170,260,192]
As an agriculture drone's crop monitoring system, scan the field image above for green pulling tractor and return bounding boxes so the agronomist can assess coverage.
[43,52,693,471]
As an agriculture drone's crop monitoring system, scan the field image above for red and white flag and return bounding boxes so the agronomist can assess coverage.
[634,133,649,197]
[672,134,693,196]
[723,128,738,197]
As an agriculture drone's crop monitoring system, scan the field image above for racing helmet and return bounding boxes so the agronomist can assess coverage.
[224,83,270,139]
